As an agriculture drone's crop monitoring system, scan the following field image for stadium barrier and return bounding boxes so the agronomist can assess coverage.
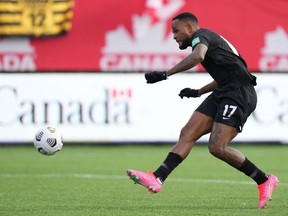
[0,73,287,144]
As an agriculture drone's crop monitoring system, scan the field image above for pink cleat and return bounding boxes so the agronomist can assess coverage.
[127,169,162,194]
[258,175,279,209]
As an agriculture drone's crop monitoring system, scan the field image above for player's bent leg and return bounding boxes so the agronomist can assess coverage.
[152,112,213,185]
[207,122,245,168]
[127,112,213,194]
[171,111,214,159]
[208,122,279,208]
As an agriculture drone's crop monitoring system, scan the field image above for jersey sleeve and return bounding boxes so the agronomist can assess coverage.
[191,30,210,50]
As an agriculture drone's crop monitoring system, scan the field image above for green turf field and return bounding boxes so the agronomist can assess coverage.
[0,144,287,216]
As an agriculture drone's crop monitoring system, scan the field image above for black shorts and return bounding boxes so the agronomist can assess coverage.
[195,83,257,132]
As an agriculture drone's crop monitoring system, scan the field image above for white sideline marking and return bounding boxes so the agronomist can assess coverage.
[0,173,286,186]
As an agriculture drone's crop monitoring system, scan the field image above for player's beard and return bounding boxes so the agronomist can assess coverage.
[179,37,191,50]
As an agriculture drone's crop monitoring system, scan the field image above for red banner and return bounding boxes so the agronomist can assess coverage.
[0,0,287,72]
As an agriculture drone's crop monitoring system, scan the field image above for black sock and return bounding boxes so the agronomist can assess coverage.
[238,157,268,185]
[153,152,183,183]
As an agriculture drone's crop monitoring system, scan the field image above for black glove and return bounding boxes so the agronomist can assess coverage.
[179,88,200,99]
[145,71,167,84]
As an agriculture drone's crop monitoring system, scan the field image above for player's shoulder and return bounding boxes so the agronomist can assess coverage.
[191,28,220,48]
[193,28,218,38]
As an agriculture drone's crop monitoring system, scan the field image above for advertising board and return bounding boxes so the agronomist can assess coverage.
[0,73,287,143]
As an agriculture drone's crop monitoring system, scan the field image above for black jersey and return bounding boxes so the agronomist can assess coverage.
[191,28,256,90]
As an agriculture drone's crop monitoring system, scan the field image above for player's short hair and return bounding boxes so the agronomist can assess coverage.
[172,12,198,24]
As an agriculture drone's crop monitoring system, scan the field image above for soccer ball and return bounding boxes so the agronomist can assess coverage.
[34,126,63,156]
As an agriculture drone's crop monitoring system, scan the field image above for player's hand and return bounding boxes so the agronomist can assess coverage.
[179,88,200,99]
[145,71,167,84]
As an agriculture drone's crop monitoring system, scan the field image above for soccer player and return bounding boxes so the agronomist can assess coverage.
[127,12,279,209]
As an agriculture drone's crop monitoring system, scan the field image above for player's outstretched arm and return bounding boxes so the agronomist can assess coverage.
[144,43,207,84]
[166,44,208,77]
